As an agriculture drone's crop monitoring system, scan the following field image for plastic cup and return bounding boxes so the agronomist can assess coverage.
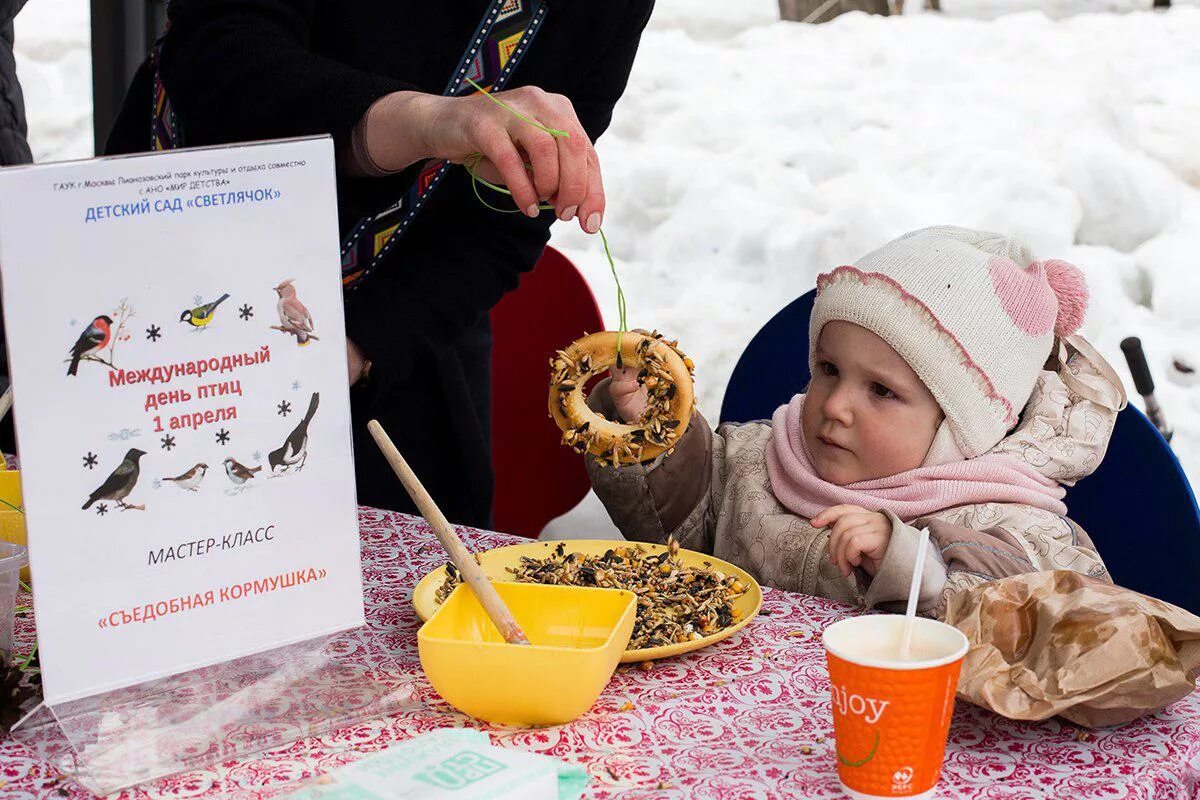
[822,614,969,800]
[0,540,27,657]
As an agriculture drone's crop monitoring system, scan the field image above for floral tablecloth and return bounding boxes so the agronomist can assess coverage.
[2,508,1199,799]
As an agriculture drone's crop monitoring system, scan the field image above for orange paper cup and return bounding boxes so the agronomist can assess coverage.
[823,614,968,800]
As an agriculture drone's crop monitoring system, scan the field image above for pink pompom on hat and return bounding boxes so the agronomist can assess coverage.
[810,225,1089,459]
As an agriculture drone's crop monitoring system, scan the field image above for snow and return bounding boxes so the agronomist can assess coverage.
[14,0,92,161]
[544,1,1200,538]
[942,0,1199,20]
[9,1,1199,542]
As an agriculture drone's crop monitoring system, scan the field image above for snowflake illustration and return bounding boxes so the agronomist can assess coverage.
[161,434,176,451]
[83,452,98,469]
[193,294,204,306]
[69,318,78,327]
[152,479,162,490]
[278,401,292,417]
[146,324,162,342]
[252,451,263,462]
[292,380,302,391]
[239,304,254,321]
[216,428,231,446]
[96,504,108,516]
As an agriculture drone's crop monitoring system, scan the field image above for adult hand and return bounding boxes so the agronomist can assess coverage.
[812,504,893,577]
[365,88,605,233]
[347,338,367,385]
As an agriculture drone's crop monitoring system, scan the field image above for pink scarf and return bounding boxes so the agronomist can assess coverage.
[764,395,1067,521]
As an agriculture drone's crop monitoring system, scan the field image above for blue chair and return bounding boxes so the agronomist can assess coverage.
[719,290,1200,614]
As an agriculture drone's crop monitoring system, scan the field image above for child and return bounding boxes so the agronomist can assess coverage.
[584,226,1127,618]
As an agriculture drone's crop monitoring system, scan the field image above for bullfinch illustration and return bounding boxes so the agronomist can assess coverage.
[67,315,113,376]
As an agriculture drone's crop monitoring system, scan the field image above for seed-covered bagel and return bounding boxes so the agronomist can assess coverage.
[549,330,695,466]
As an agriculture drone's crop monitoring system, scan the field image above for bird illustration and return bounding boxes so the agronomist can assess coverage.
[269,392,319,474]
[180,294,230,329]
[163,463,208,492]
[82,448,145,510]
[67,315,113,376]
[274,280,315,345]
[224,457,261,489]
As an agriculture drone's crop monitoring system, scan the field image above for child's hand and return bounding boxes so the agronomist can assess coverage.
[812,505,892,577]
[609,363,648,422]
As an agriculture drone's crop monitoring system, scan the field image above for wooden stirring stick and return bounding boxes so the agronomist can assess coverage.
[367,419,531,646]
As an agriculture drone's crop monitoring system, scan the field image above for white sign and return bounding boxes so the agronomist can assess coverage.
[0,137,364,704]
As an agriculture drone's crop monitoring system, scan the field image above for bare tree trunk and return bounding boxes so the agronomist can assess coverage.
[779,0,889,24]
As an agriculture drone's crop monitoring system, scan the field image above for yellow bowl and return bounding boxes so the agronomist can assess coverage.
[418,581,636,726]
[0,471,28,584]
[413,539,763,663]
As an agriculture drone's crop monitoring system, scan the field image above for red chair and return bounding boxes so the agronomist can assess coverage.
[490,246,604,537]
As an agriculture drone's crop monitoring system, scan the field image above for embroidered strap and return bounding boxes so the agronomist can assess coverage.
[150,0,549,291]
[151,40,182,151]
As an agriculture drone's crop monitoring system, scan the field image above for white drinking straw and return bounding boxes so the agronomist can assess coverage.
[898,527,931,661]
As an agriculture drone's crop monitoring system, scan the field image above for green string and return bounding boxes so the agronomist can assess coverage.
[459,77,629,346]
[464,77,569,138]
[599,229,627,361]
[0,497,21,514]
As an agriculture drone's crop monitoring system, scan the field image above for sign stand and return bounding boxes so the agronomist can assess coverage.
[0,138,392,792]
[11,627,420,794]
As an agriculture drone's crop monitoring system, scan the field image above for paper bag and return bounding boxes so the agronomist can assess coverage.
[945,570,1200,727]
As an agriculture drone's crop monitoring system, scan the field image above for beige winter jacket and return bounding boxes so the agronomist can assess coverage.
[586,335,1127,619]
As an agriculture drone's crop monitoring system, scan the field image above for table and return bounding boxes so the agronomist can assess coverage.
[2,508,1199,799]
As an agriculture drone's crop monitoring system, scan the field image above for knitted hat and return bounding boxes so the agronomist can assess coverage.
[809,225,1088,459]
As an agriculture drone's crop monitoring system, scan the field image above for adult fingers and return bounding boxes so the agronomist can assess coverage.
[463,155,504,186]
[510,119,560,207]
[473,122,540,216]
[577,145,605,234]
[545,97,589,221]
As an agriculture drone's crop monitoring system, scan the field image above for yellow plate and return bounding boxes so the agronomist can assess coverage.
[412,539,763,663]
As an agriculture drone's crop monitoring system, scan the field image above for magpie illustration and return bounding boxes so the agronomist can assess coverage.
[269,391,319,474]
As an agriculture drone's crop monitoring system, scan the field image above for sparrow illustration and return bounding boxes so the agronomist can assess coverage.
[82,448,145,510]
[269,392,319,474]
[224,457,261,489]
[180,294,230,329]
[274,280,315,345]
[163,463,208,492]
[67,315,113,376]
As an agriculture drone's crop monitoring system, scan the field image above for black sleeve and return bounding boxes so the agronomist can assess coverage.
[567,0,655,147]
[0,16,30,167]
[342,0,655,387]
[157,0,414,147]
[0,1,31,454]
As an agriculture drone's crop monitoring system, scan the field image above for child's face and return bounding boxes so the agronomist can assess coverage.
[802,321,944,485]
